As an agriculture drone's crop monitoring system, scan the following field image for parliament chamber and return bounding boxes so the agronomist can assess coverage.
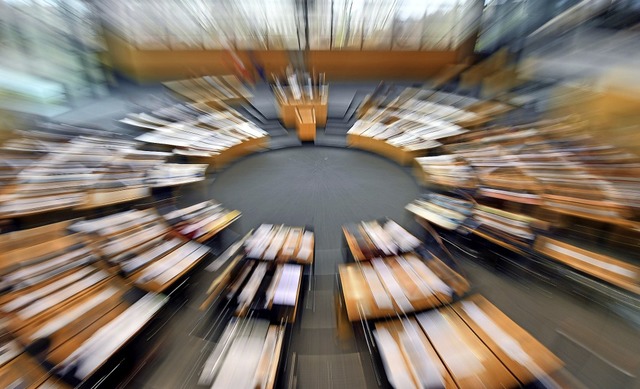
[1,0,640,388]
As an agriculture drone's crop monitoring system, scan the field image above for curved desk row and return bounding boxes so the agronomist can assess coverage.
[346,133,430,165]
[373,295,563,389]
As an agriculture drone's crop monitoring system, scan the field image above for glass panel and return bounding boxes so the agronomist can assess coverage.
[476,0,582,53]
[308,0,332,50]
[0,0,107,103]
[361,0,394,49]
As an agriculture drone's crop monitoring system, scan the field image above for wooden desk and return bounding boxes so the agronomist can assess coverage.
[342,226,366,261]
[76,187,150,210]
[230,262,303,323]
[211,136,269,171]
[374,319,457,388]
[163,75,252,105]
[200,319,284,389]
[453,295,563,386]
[195,210,242,243]
[0,353,59,389]
[0,219,74,252]
[342,220,421,261]
[338,255,467,321]
[465,226,529,257]
[416,307,519,388]
[244,225,315,265]
[346,133,429,165]
[534,236,640,294]
[295,107,316,142]
[128,241,210,293]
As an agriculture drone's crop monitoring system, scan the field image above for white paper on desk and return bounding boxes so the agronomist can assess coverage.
[361,265,393,310]
[399,321,445,388]
[199,319,240,385]
[372,258,413,312]
[138,242,205,283]
[416,311,484,377]
[121,238,183,274]
[30,286,119,340]
[405,256,452,296]
[206,232,250,272]
[6,247,93,282]
[362,222,396,256]
[394,257,430,299]
[373,328,417,389]
[296,231,313,261]
[18,270,108,320]
[65,293,166,379]
[384,220,420,251]
[281,229,301,257]
[181,211,224,236]
[3,267,93,312]
[154,245,210,285]
[546,242,636,278]
[238,262,267,304]
[273,264,301,306]
[460,301,531,366]
[246,224,274,259]
[263,265,283,308]
[101,211,157,235]
[102,224,167,257]
[0,341,21,366]
[71,210,136,233]
[211,319,269,389]
[264,226,288,260]
[14,256,94,291]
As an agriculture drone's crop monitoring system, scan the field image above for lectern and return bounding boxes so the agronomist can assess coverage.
[295,107,316,142]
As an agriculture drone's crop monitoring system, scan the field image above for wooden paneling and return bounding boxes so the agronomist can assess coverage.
[105,31,460,82]
[307,50,458,80]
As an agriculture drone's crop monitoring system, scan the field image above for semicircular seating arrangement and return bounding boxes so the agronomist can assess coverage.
[1,69,638,389]
[346,87,511,165]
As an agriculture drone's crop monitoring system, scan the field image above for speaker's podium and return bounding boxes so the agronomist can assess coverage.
[274,85,328,129]
[295,107,316,142]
